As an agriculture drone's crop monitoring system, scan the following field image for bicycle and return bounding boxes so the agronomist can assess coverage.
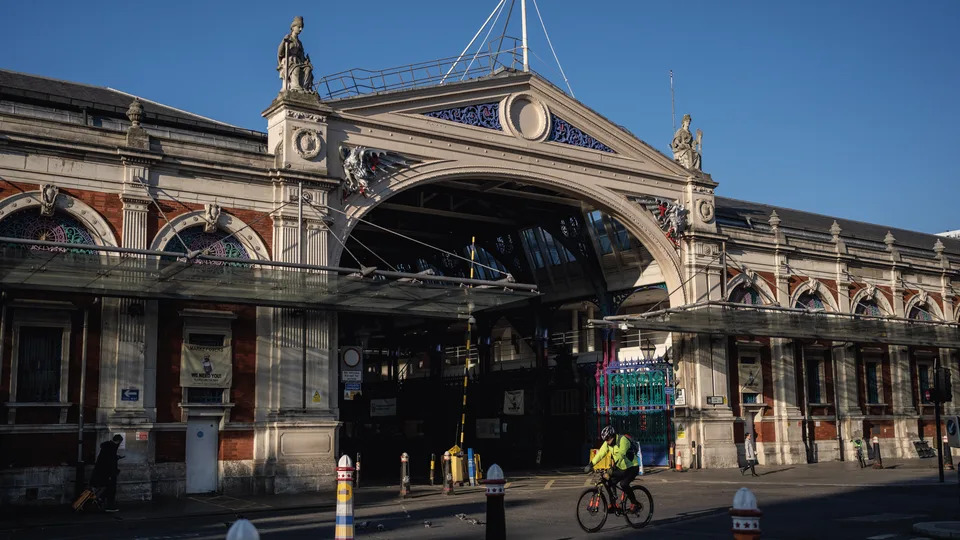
[852,439,866,468]
[575,470,653,532]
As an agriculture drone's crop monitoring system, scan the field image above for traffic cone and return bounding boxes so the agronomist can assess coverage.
[675,450,683,472]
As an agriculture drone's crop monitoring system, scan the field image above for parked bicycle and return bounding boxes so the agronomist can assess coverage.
[575,470,653,532]
[852,438,866,468]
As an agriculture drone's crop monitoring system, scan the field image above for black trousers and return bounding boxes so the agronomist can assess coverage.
[92,470,118,504]
[741,459,757,475]
[606,466,640,505]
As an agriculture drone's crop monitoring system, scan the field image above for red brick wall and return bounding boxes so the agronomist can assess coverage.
[219,430,254,460]
[156,431,186,463]
[757,421,776,443]
[155,301,258,423]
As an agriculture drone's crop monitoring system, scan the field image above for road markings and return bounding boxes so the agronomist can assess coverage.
[866,535,898,539]
[842,513,924,522]
[544,480,555,490]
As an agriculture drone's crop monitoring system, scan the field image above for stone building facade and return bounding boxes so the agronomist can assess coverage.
[0,20,958,504]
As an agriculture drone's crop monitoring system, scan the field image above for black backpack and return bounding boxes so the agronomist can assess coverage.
[621,434,640,461]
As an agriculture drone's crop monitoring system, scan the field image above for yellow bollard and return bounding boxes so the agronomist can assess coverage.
[335,455,355,540]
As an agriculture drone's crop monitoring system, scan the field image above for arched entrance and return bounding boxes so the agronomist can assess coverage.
[327,164,687,474]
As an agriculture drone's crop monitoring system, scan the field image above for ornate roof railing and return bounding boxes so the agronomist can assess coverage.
[314,47,524,101]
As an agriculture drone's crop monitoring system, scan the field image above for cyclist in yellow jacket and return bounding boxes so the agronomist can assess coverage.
[584,425,641,512]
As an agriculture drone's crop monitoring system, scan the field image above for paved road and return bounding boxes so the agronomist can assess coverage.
[4,462,958,539]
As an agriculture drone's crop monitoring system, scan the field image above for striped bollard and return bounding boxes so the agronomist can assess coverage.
[430,453,436,485]
[335,455,355,540]
[730,487,761,539]
[400,452,411,497]
[467,448,477,486]
[442,451,454,495]
[484,464,506,540]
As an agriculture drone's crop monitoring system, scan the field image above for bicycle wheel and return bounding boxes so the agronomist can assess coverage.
[623,485,654,529]
[576,487,609,533]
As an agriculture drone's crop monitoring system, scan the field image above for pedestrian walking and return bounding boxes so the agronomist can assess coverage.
[740,432,759,477]
[91,434,124,511]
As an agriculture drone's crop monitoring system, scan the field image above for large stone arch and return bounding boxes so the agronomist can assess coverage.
[0,190,119,247]
[725,270,777,305]
[329,163,686,306]
[149,210,270,260]
[904,291,943,320]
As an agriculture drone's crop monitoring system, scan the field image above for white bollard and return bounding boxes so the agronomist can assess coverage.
[226,518,260,540]
[335,455,355,540]
[730,487,761,539]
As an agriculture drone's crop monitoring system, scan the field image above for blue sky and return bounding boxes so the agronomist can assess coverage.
[3,0,957,234]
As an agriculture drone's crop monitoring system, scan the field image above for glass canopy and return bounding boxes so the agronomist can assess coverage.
[597,301,960,349]
[0,238,537,319]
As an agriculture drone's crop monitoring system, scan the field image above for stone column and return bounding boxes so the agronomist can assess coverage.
[770,339,804,464]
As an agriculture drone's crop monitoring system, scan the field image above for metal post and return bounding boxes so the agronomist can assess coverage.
[936,393,944,483]
[872,435,883,469]
[720,240,727,300]
[485,464,506,540]
[355,452,361,487]
[467,448,476,486]
[75,307,90,497]
[335,455,355,540]
[520,0,529,72]
[442,451,454,495]
[400,452,411,497]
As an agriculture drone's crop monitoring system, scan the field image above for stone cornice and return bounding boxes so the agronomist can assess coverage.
[268,168,339,189]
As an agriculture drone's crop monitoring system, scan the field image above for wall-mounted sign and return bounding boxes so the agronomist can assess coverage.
[476,418,501,439]
[121,388,140,402]
[674,388,686,407]
[342,347,362,368]
[706,395,725,405]
[370,398,397,417]
[135,431,148,441]
[341,370,362,382]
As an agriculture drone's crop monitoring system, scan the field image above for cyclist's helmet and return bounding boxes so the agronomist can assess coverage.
[600,425,616,441]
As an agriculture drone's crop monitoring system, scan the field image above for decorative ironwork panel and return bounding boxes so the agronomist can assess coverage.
[163,226,250,264]
[424,102,502,130]
[855,300,882,317]
[548,115,614,153]
[0,210,96,252]
[909,305,934,321]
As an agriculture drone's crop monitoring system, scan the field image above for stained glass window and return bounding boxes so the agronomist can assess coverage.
[796,292,825,311]
[548,115,614,153]
[0,209,97,253]
[731,285,763,305]
[909,305,934,321]
[163,226,250,265]
[424,103,502,130]
[855,300,883,317]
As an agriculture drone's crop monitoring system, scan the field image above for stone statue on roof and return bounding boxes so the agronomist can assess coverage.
[277,16,315,94]
[671,114,702,171]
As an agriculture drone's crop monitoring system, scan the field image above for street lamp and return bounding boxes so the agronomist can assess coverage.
[642,338,656,361]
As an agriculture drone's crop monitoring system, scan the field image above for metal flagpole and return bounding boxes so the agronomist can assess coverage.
[670,70,676,133]
[521,0,529,71]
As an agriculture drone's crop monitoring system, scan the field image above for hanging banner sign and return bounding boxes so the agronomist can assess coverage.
[180,343,232,388]
[503,390,525,415]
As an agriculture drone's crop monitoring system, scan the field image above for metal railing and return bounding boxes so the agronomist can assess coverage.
[314,45,524,101]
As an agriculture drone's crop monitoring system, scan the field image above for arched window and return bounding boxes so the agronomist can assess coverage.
[163,226,250,264]
[909,304,934,321]
[854,299,883,317]
[795,292,825,311]
[730,284,763,305]
[0,209,96,252]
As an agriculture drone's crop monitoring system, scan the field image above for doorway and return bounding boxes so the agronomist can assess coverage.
[186,417,219,494]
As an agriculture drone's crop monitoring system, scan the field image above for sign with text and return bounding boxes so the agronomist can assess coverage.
[674,388,686,407]
[947,416,960,448]
[341,370,362,382]
[180,343,232,388]
[706,395,725,405]
[370,398,397,417]
[503,390,525,415]
[120,388,140,402]
[476,418,501,439]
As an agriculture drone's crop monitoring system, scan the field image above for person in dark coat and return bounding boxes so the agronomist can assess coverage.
[91,435,124,511]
